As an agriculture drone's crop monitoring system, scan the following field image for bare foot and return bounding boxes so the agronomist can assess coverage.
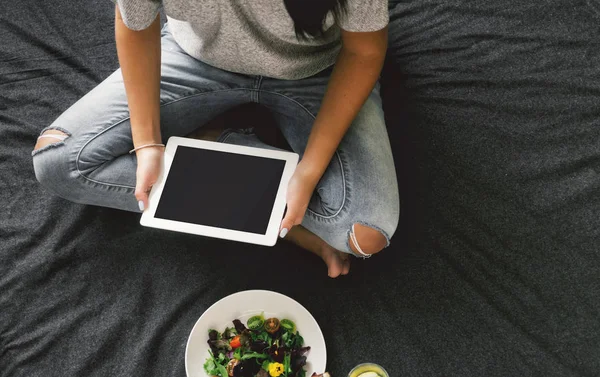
[283,225,352,278]
[319,243,351,278]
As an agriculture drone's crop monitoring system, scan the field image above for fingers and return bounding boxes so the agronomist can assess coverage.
[134,185,149,212]
[279,207,303,238]
[134,177,153,212]
[279,218,293,238]
[132,147,163,213]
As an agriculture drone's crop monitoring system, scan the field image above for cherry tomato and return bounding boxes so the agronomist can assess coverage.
[229,335,241,349]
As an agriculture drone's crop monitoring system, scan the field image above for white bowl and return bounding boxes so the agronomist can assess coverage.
[185,290,327,377]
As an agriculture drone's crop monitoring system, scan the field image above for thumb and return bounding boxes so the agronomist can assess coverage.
[279,207,302,238]
[134,179,151,212]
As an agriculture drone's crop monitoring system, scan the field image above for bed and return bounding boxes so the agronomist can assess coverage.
[2,0,599,376]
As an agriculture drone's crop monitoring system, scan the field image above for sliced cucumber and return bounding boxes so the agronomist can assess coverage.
[247,314,265,330]
[280,319,296,334]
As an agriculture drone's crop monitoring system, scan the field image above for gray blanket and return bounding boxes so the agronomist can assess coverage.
[1,0,599,376]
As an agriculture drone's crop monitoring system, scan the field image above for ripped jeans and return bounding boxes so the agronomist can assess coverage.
[31,25,399,255]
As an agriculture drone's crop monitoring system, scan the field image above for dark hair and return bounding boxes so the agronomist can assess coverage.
[283,0,348,39]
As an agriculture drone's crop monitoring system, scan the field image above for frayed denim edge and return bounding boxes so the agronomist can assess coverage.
[344,221,392,257]
[39,126,72,136]
[31,140,65,157]
[355,221,392,248]
[32,127,72,156]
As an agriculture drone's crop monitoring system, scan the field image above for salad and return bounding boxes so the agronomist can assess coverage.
[203,314,311,377]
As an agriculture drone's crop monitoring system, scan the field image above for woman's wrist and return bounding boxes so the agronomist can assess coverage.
[131,130,162,148]
[133,144,164,160]
[130,123,163,154]
[129,143,165,155]
[296,159,324,187]
[130,116,162,147]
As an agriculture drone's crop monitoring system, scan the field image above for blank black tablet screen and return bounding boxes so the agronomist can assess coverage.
[154,146,286,235]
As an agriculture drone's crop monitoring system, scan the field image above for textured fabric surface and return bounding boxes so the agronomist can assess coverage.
[382,0,600,375]
[2,1,599,377]
[116,0,388,79]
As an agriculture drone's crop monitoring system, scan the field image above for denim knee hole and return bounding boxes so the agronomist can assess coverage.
[32,128,71,156]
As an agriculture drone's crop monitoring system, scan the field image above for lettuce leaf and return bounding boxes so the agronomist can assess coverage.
[203,358,218,375]
[284,353,291,377]
[216,363,228,377]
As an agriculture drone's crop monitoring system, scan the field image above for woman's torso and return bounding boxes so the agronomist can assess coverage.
[161,0,388,80]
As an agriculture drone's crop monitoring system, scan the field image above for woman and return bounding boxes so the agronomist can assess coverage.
[32,0,399,278]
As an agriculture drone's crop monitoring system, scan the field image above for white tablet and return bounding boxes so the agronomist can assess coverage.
[140,136,298,246]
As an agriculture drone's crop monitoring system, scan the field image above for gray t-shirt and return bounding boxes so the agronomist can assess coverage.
[115,0,388,80]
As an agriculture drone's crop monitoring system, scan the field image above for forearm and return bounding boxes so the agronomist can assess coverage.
[115,5,161,147]
[301,39,386,183]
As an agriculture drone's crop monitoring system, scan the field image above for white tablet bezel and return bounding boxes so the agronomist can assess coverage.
[140,136,298,246]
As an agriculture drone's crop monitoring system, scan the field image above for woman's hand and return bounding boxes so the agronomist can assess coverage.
[134,146,164,211]
[279,162,320,238]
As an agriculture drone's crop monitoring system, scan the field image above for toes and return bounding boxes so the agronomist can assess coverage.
[328,255,350,278]
[327,263,343,278]
[342,259,351,275]
[320,247,352,278]
[335,251,351,276]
